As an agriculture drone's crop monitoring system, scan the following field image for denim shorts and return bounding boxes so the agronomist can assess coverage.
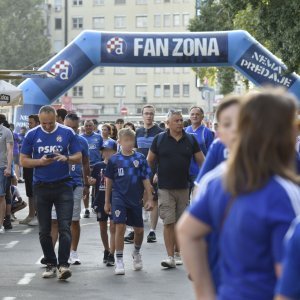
[0,167,7,197]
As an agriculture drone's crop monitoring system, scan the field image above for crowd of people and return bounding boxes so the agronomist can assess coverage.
[0,88,299,299]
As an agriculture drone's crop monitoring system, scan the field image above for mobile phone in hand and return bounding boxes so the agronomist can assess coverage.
[45,153,56,159]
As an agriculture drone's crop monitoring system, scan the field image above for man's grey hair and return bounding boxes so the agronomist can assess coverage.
[39,105,57,115]
[166,109,182,120]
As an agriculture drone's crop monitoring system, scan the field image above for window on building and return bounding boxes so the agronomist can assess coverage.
[163,14,171,27]
[173,67,181,73]
[164,0,170,3]
[173,14,180,27]
[183,67,190,73]
[93,86,105,98]
[72,17,83,29]
[55,18,62,30]
[114,67,126,74]
[154,67,161,73]
[173,84,180,97]
[114,16,126,28]
[54,40,63,53]
[73,0,83,5]
[93,67,105,75]
[136,16,148,28]
[164,68,171,73]
[154,0,161,3]
[183,84,190,97]
[114,85,126,97]
[115,0,126,4]
[154,14,161,27]
[136,85,147,98]
[136,68,147,74]
[163,84,170,97]
[183,13,190,27]
[154,85,161,97]
[136,0,147,4]
[73,86,83,97]
[93,17,105,29]
[94,0,104,4]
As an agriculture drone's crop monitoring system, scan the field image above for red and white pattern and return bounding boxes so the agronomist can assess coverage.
[50,60,71,76]
[106,37,125,53]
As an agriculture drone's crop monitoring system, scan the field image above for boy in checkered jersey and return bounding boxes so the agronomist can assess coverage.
[104,128,154,275]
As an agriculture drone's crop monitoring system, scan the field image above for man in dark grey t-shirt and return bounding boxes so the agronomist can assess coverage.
[0,114,13,233]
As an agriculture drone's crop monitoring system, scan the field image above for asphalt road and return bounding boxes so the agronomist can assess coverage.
[0,183,194,300]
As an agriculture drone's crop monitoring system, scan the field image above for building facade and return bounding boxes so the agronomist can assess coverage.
[45,0,207,121]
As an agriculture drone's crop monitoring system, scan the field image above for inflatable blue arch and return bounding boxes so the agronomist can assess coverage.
[15,30,300,127]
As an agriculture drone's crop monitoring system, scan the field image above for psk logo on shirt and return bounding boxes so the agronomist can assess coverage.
[115,210,121,218]
[36,138,42,143]
[56,135,63,142]
[118,168,124,177]
[133,160,139,168]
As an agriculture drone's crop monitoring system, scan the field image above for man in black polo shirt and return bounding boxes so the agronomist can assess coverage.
[148,110,204,268]
[124,105,163,244]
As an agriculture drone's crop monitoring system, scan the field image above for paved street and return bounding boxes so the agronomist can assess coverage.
[0,183,194,300]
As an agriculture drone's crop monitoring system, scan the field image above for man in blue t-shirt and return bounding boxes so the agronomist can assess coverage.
[20,105,82,281]
[185,106,214,193]
[81,119,103,218]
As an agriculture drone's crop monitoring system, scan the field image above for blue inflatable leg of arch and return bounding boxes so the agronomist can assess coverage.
[15,30,300,127]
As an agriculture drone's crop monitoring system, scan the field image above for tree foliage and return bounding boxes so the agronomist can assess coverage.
[0,0,51,69]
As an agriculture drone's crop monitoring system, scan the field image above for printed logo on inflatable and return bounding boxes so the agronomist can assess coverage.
[50,60,73,81]
[106,37,127,56]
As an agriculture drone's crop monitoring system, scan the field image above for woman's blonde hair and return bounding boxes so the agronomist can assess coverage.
[225,88,299,196]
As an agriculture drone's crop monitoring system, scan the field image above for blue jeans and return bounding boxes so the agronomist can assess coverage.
[33,183,73,267]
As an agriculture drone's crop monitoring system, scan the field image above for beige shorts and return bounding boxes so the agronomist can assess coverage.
[158,188,189,225]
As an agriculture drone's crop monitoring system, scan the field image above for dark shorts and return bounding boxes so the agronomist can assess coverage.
[94,199,111,222]
[112,202,143,228]
[13,154,20,165]
[23,168,33,198]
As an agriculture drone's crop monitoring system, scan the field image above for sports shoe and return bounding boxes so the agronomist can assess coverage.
[161,256,176,268]
[3,217,12,230]
[174,252,183,265]
[124,231,134,243]
[103,249,110,264]
[42,264,57,278]
[115,260,125,275]
[0,226,5,234]
[106,253,115,267]
[69,250,81,265]
[132,252,143,271]
[83,209,90,218]
[58,265,72,280]
[40,257,47,265]
[19,216,33,225]
[147,231,157,243]
[28,216,39,226]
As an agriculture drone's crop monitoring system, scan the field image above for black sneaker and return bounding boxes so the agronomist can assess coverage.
[147,231,157,243]
[103,250,110,264]
[3,217,12,230]
[83,209,90,218]
[124,231,134,244]
[106,253,115,267]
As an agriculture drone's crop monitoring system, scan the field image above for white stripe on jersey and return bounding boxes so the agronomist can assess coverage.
[285,215,300,241]
[192,162,226,203]
[274,176,300,216]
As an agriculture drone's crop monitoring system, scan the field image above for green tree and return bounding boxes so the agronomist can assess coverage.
[0,0,51,69]
[218,68,235,95]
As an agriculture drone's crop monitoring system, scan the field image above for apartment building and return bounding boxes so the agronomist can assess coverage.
[45,0,207,121]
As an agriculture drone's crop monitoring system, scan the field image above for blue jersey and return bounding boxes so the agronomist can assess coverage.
[195,139,228,183]
[91,161,107,207]
[105,151,151,206]
[276,216,300,299]
[185,124,214,176]
[21,124,81,184]
[70,135,89,187]
[189,165,300,300]
[81,132,103,166]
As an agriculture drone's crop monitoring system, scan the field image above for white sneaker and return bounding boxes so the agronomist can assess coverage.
[42,265,57,278]
[58,265,72,280]
[174,252,183,265]
[161,256,176,268]
[115,260,125,275]
[28,216,38,226]
[132,251,143,271]
[0,226,5,234]
[69,251,81,265]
